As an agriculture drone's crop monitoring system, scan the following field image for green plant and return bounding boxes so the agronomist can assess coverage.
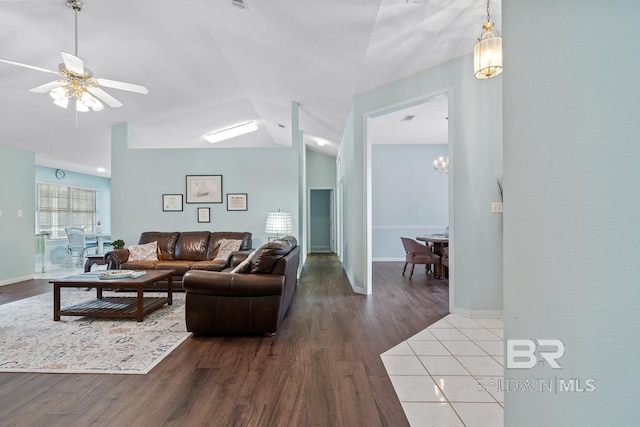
[111,239,125,249]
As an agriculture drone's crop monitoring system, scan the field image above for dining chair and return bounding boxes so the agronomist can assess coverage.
[400,237,440,279]
[65,226,88,268]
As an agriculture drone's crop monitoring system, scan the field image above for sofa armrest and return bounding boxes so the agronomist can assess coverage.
[183,270,284,297]
[104,249,130,269]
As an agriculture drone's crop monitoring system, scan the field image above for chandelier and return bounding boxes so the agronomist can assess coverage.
[433,156,449,174]
[473,0,502,79]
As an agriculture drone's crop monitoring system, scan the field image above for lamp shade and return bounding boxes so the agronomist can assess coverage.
[265,211,293,236]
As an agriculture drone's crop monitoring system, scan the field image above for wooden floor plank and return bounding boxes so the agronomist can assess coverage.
[0,256,448,426]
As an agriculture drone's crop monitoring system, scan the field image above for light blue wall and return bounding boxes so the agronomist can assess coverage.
[306,149,337,254]
[0,145,35,285]
[35,165,111,266]
[110,123,299,249]
[339,53,503,316]
[306,149,336,188]
[372,144,448,260]
[503,1,640,425]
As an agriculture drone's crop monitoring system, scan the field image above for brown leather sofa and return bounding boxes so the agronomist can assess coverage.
[104,231,252,290]
[182,236,300,336]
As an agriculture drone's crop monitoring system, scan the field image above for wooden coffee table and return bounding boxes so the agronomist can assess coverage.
[50,270,174,322]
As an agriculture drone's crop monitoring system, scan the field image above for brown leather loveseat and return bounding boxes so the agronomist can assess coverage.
[105,231,252,290]
[182,236,300,336]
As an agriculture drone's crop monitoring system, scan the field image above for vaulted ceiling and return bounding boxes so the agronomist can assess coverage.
[0,0,500,176]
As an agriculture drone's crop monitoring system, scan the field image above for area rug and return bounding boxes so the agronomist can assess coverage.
[0,289,190,374]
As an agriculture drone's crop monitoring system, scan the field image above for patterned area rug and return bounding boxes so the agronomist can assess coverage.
[0,289,190,374]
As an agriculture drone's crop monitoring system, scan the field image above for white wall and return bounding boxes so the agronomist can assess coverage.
[372,144,448,260]
[110,123,299,249]
[0,145,35,285]
[503,1,640,425]
[339,54,503,316]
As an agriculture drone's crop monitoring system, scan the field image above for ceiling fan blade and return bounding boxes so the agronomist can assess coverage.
[96,78,149,95]
[0,58,60,75]
[60,51,84,74]
[29,80,66,93]
[87,86,123,108]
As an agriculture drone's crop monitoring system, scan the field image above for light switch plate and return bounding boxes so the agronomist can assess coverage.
[491,202,503,213]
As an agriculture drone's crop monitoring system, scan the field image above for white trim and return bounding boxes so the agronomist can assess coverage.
[307,187,336,255]
[364,89,453,296]
[0,275,34,287]
[372,225,445,230]
[450,307,504,318]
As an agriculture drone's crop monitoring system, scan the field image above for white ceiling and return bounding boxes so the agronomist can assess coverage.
[0,0,500,176]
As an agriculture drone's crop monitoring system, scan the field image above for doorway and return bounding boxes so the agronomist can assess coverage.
[309,188,334,253]
[365,91,452,294]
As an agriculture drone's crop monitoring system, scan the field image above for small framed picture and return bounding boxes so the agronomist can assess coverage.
[227,193,248,211]
[162,194,183,212]
[197,207,210,223]
[186,175,223,204]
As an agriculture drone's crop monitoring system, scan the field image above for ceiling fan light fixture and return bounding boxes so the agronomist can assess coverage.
[75,98,89,112]
[49,86,67,102]
[81,91,97,108]
[53,96,69,109]
[205,121,258,143]
[90,98,104,111]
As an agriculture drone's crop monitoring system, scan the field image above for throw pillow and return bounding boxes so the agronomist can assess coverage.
[230,250,256,274]
[127,241,158,261]
[214,239,242,262]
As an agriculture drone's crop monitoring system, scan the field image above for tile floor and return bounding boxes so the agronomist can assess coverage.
[381,314,504,427]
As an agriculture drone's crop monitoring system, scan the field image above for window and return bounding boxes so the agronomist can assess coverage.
[36,183,97,239]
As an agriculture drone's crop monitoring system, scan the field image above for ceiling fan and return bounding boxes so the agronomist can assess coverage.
[0,0,148,112]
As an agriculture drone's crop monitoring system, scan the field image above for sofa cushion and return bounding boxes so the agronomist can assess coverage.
[127,241,158,261]
[139,232,180,260]
[190,260,228,271]
[154,260,194,275]
[206,232,252,259]
[250,236,297,274]
[121,260,158,270]
[214,239,242,261]
[174,231,210,261]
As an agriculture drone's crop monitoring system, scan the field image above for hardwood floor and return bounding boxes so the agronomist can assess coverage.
[0,256,449,426]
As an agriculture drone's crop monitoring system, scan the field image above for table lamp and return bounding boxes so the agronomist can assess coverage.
[265,210,293,241]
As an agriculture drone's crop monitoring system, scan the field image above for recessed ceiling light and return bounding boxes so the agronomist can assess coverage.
[205,121,258,144]
[96,167,106,173]
[317,139,327,146]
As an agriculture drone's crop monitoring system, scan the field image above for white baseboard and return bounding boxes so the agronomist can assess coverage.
[373,257,404,262]
[450,307,504,318]
[0,275,35,287]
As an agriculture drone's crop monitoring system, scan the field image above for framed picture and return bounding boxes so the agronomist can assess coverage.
[197,207,210,223]
[162,194,183,212]
[186,175,222,204]
[227,193,248,211]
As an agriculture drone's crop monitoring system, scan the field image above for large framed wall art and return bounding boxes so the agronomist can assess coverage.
[186,175,222,204]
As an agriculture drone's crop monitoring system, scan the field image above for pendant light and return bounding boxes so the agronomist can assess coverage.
[473,0,502,79]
